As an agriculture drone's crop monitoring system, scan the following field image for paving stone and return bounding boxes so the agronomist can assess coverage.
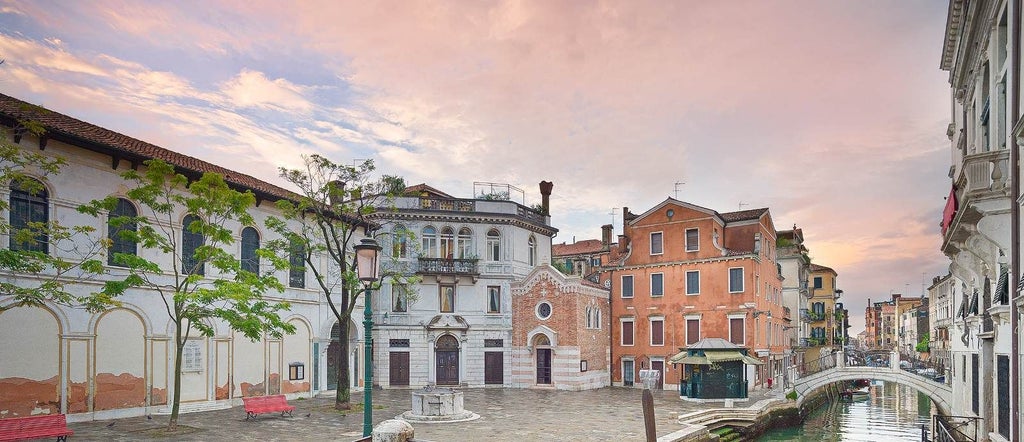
[68,387,784,441]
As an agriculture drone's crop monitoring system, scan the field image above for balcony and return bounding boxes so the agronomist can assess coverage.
[806,311,826,322]
[942,149,1011,257]
[417,257,479,277]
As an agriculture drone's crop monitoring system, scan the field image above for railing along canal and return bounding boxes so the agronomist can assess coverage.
[933,415,981,442]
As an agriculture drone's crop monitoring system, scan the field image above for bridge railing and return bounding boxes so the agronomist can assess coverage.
[844,348,891,368]
[899,354,952,385]
[798,351,837,377]
[933,415,980,442]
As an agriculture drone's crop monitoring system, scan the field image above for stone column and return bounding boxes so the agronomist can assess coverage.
[890,350,900,372]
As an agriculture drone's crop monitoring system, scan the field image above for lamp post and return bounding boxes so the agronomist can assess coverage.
[354,238,381,437]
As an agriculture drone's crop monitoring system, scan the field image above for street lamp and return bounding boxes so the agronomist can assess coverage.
[354,238,381,437]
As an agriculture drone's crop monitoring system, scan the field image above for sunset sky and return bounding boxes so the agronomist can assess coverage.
[0,1,951,332]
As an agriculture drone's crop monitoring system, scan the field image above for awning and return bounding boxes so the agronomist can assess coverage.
[669,351,764,366]
[669,353,709,365]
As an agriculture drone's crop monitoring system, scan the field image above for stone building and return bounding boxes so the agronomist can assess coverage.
[928,274,954,372]
[775,226,810,380]
[940,0,1016,438]
[0,93,359,421]
[370,182,556,388]
[552,224,615,279]
[607,198,788,392]
[509,264,610,390]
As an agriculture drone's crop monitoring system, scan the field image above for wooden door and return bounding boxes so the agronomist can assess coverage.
[435,335,460,386]
[389,352,410,386]
[651,360,665,390]
[536,349,552,384]
[484,352,503,385]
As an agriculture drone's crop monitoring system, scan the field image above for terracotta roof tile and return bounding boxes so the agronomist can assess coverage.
[0,93,299,202]
[552,239,605,256]
[809,263,836,274]
[719,207,768,222]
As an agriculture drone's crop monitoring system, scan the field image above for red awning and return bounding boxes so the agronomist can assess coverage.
[941,186,957,236]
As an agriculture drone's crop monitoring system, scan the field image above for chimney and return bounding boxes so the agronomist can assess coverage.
[601,224,613,247]
[539,181,553,215]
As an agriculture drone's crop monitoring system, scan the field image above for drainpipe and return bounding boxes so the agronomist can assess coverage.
[1011,0,1020,438]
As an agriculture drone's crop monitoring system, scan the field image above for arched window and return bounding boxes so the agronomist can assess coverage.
[585,307,593,329]
[392,224,409,258]
[457,227,473,258]
[422,226,438,258]
[107,198,137,266]
[440,227,455,259]
[240,226,260,273]
[289,238,305,288]
[181,214,204,276]
[528,236,537,266]
[486,229,500,261]
[9,178,49,253]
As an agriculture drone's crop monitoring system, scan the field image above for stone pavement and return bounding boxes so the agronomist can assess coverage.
[68,386,785,441]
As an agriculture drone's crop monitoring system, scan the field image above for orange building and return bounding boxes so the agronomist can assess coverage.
[607,199,787,392]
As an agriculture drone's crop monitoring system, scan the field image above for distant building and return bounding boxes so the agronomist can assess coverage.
[804,263,843,362]
[928,274,954,371]
[606,198,786,393]
[775,226,811,376]
[551,224,615,280]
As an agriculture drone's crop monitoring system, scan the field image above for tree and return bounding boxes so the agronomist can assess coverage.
[81,159,294,430]
[915,333,930,353]
[0,111,111,313]
[265,154,412,410]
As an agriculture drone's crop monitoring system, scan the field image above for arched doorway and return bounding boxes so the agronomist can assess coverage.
[535,334,552,385]
[326,321,358,391]
[435,335,460,386]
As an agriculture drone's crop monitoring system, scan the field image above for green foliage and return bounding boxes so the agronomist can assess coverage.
[786,390,798,401]
[0,121,112,313]
[916,333,930,353]
[776,237,793,247]
[83,158,293,428]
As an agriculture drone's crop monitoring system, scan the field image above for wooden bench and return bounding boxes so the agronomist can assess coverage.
[0,414,74,442]
[242,395,294,420]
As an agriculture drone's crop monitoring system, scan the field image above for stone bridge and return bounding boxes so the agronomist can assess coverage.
[791,351,952,415]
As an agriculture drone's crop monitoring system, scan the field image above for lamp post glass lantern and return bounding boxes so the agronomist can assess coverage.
[354,238,381,437]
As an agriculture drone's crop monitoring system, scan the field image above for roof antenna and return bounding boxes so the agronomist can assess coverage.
[673,181,685,199]
[738,201,748,210]
[609,208,618,230]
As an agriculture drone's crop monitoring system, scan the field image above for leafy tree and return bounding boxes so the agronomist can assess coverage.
[915,333,930,353]
[265,154,413,410]
[81,159,294,430]
[0,112,111,313]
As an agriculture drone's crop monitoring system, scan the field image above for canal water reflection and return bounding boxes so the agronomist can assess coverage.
[759,382,933,441]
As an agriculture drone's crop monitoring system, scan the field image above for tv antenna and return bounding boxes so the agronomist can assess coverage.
[738,201,748,210]
[673,181,685,199]
[609,208,618,228]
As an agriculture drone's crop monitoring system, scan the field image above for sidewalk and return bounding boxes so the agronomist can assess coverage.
[68,386,785,441]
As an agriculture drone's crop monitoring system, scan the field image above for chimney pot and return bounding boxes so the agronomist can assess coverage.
[539,181,553,215]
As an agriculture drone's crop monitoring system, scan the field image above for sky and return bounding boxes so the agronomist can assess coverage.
[0,0,952,333]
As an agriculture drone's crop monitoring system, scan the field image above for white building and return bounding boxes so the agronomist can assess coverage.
[776,226,810,385]
[928,274,955,372]
[940,1,1016,439]
[370,183,556,388]
[0,93,366,421]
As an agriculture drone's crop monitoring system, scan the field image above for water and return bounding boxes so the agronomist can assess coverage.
[759,382,933,441]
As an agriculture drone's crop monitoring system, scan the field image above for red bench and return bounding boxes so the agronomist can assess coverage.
[242,395,294,420]
[0,414,73,441]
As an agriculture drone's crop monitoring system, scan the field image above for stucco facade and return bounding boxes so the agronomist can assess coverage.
[607,199,787,392]
[0,94,365,421]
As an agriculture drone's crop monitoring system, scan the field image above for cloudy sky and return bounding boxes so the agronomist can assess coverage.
[0,1,951,332]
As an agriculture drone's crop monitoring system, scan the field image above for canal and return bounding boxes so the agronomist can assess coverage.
[759,381,933,441]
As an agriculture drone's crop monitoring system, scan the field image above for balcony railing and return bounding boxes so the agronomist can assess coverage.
[419,197,475,212]
[417,257,479,276]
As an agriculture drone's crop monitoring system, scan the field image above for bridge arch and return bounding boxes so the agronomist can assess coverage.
[793,366,952,415]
